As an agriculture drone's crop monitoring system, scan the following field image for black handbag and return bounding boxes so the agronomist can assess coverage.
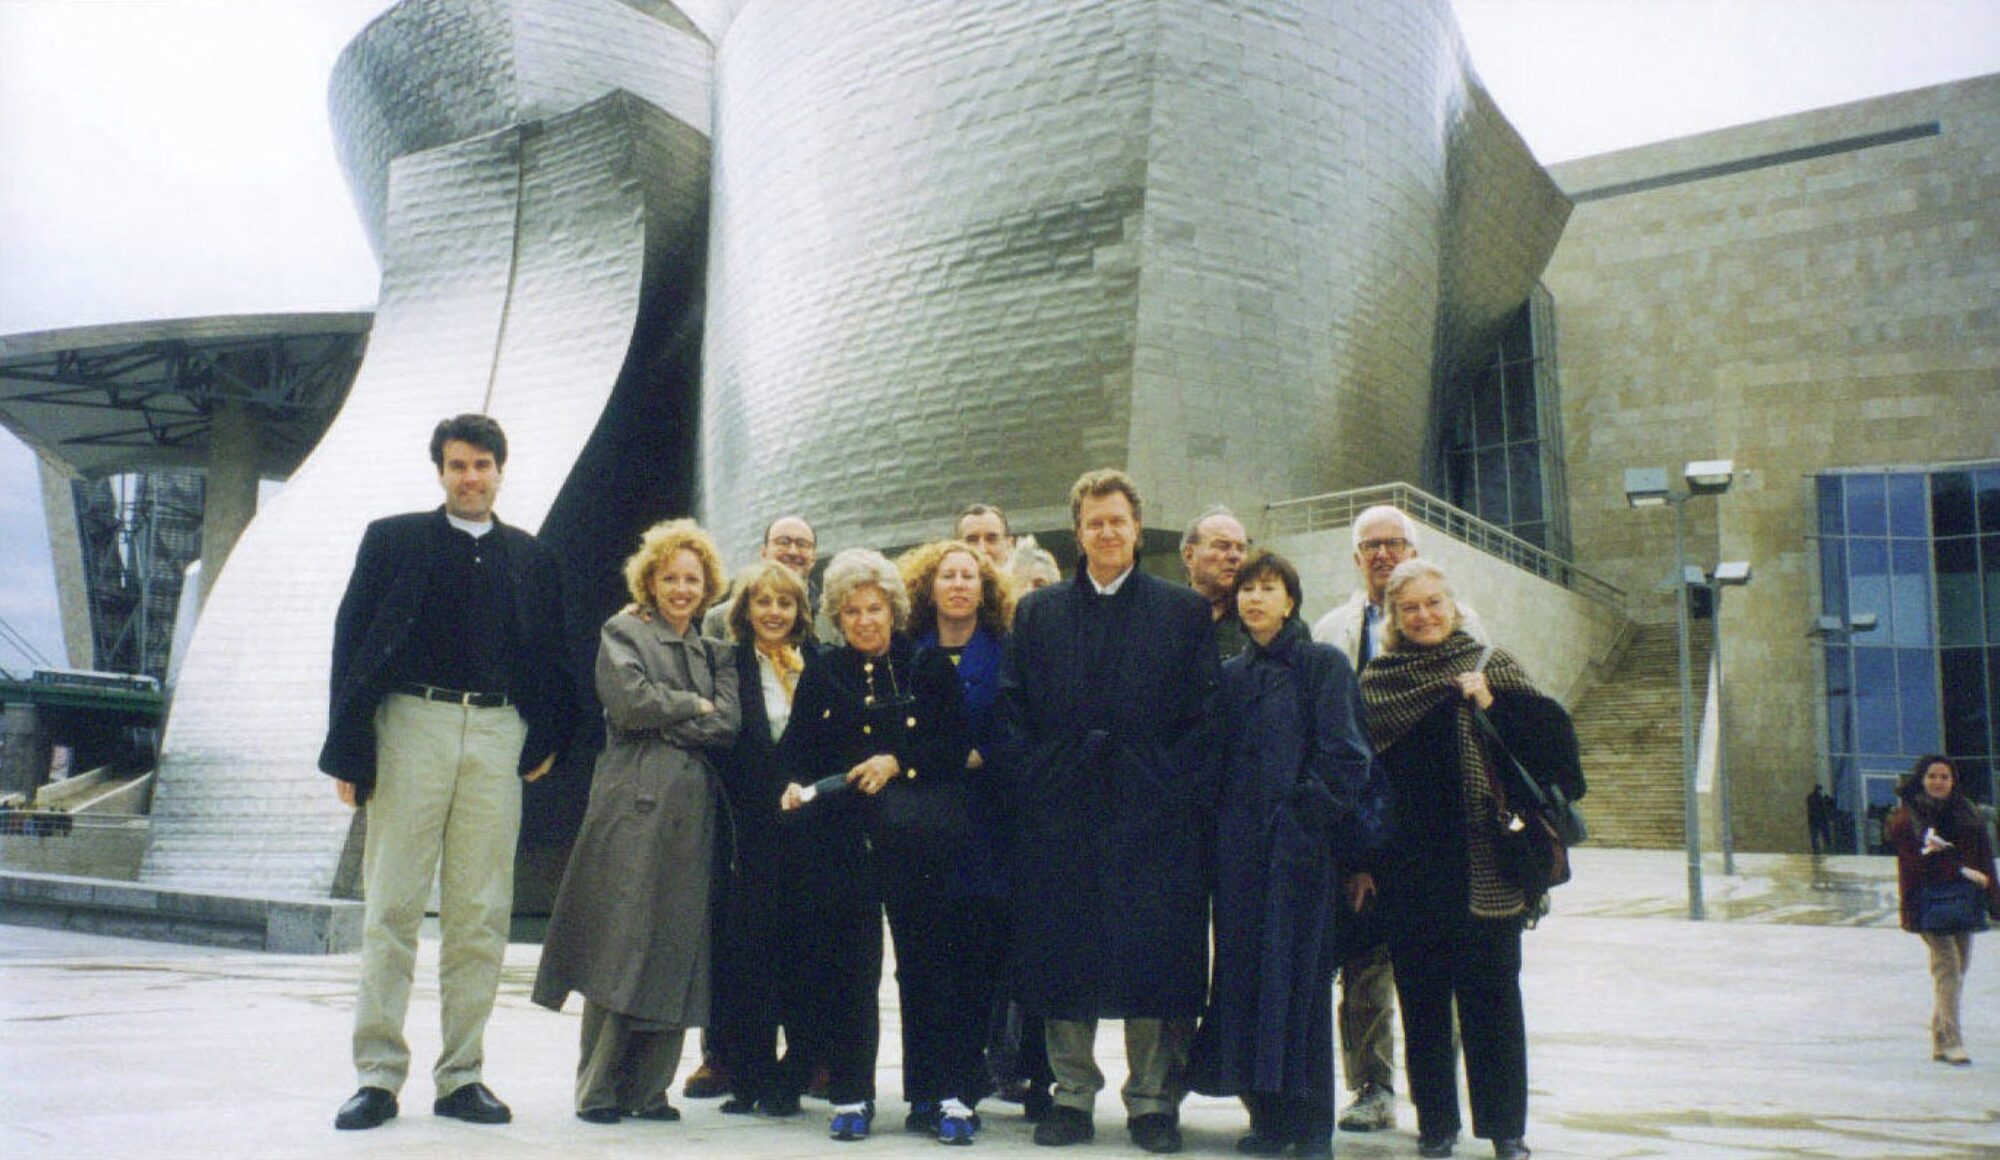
[1486,778,1571,897]
[1917,879,1991,934]
[860,693,970,861]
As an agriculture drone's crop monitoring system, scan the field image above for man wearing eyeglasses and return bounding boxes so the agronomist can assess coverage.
[1311,505,1484,1135]
[703,515,827,642]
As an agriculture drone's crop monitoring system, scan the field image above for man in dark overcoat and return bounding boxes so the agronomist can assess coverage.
[321,413,582,1131]
[997,468,1220,1154]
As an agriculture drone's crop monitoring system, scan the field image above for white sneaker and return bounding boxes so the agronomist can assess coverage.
[1336,1082,1395,1132]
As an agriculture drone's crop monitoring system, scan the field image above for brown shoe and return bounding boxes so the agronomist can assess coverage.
[683,1063,731,1099]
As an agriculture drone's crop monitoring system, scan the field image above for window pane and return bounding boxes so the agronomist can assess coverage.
[1508,443,1543,523]
[1819,540,1848,621]
[1847,474,1887,537]
[1854,647,1898,754]
[1933,471,1975,537]
[1990,647,2000,762]
[1979,469,2000,534]
[1986,536,2000,641]
[1504,364,1538,444]
[1817,475,1844,537]
[1942,647,1988,758]
[1474,376,1504,445]
[1512,521,1547,550]
[1958,759,1994,806]
[1888,474,1928,539]
[1824,644,1852,753]
[1848,539,1889,635]
[1898,648,1939,753]
[1936,538,1980,647]
[1476,447,1509,525]
[1890,539,1932,646]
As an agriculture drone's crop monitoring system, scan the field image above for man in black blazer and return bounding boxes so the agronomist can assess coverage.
[322,414,581,1131]
[997,469,1220,1155]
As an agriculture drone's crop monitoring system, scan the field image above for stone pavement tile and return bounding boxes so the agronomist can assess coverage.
[2,848,1993,1158]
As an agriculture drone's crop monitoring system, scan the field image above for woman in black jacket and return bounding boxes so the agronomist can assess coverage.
[712,560,820,1116]
[1358,559,1582,1160]
[779,549,971,1143]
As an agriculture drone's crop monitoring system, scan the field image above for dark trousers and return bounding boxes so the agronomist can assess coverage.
[714,859,814,1102]
[1390,916,1526,1142]
[881,856,1002,1105]
[785,879,882,1106]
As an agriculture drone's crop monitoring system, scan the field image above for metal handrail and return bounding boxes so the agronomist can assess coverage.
[1262,482,1625,609]
[0,810,150,837]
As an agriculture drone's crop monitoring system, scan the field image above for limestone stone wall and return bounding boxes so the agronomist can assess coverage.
[1542,75,2000,852]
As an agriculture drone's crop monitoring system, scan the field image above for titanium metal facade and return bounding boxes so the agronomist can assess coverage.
[142,0,1566,896]
[701,0,1568,555]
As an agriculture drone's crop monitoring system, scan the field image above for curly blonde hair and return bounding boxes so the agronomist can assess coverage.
[623,519,726,614]
[898,540,1013,637]
[821,548,910,632]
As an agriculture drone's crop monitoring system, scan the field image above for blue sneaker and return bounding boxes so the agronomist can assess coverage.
[937,1110,979,1146]
[831,1105,874,1142]
[906,1101,942,1134]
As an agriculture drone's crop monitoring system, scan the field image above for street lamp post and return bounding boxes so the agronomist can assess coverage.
[1707,560,1752,876]
[1625,460,1735,921]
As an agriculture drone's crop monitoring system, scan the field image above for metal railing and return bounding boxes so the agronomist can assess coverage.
[0,810,150,838]
[1262,482,1626,610]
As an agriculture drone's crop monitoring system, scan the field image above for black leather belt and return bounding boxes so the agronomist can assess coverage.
[393,682,513,708]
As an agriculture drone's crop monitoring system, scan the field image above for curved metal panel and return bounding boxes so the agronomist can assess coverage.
[699,0,1568,556]
[146,5,712,892]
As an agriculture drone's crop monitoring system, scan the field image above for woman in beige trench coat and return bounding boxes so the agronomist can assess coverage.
[532,519,740,1122]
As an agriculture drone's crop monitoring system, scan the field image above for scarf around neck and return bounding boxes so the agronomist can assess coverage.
[1361,630,1542,919]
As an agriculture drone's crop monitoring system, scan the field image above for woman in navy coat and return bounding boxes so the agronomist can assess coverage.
[1191,551,1373,1159]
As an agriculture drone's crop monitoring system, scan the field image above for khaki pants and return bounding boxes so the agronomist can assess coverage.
[1922,931,1973,1053]
[576,999,687,1115]
[1044,1017,1193,1119]
[1339,944,1397,1091]
[352,693,525,1094]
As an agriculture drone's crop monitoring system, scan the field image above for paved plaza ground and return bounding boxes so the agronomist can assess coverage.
[2,849,1995,1159]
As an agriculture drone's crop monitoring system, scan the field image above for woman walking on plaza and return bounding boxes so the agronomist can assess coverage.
[532,520,740,1123]
[1358,559,1581,1160]
[1192,550,1374,1160]
[712,560,820,1115]
[779,548,971,1143]
[1888,754,1999,1065]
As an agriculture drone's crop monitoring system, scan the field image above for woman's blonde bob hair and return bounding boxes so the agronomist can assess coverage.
[1380,557,1462,651]
[726,559,812,646]
[623,518,726,615]
[898,539,1013,637]
[821,548,910,633]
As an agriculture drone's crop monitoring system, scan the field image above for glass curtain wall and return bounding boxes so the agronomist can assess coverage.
[1816,464,2000,853]
[1437,287,1572,558]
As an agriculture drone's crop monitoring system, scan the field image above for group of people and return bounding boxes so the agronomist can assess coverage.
[319,414,1590,1160]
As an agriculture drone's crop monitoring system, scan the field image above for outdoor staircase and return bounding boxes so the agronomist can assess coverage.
[1568,622,1710,849]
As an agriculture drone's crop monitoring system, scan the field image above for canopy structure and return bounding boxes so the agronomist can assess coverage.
[0,312,370,480]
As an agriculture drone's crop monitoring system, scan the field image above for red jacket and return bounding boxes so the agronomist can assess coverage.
[1888,800,2000,933]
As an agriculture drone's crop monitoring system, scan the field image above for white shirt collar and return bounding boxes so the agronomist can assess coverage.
[446,512,495,538]
[1088,564,1135,596]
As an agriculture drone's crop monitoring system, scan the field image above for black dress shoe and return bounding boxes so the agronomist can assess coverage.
[1129,1112,1183,1154]
[1032,1105,1095,1146]
[1493,1138,1532,1159]
[334,1086,398,1130]
[631,1100,682,1121]
[1235,1131,1288,1155]
[762,1091,802,1118]
[720,1095,759,1115]
[433,1081,512,1124]
[577,1106,621,1124]
[1417,1131,1457,1158]
[1022,1083,1055,1122]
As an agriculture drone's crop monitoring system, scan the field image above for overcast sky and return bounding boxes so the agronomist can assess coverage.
[3,0,1998,673]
